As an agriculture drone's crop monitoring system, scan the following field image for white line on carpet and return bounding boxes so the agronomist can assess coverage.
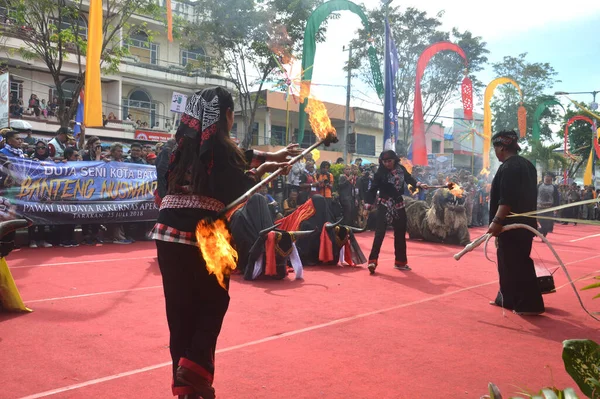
[26,286,163,303]
[17,252,600,398]
[569,233,600,242]
[16,279,497,399]
[10,256,157,269]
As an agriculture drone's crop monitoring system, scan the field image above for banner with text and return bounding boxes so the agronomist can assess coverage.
[0,157,159,225]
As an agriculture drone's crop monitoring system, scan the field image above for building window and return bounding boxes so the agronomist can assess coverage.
[300,130,316,149]
[0,6,17,24]
[49,78,81,107]
[49,17,87,39]
[251,122,259,146]
[271,125,286,146]
[356,133,375,156]
[431,140,441,154]
[181,47,209,68]
[10,80,22,102]
[127,31,158,65]
[122,89,156,127]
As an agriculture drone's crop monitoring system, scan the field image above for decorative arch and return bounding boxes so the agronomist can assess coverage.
[482,77,525,170]
[562,115,600,184]
[532,98,565,142]
[298,0,383,143]
[412,41,470,166]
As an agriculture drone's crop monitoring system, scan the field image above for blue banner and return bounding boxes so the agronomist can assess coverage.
[0,157,158,225]
[383,18,400,152]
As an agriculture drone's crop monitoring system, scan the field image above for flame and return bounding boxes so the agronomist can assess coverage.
[400,157,413,174]
[447,182,464,198]
[408,184,419,194]
[299,87,336,141]
[196,218,238,290]
[479,168,490,177]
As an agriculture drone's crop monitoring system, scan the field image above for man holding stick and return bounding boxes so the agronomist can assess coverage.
[487,130,544,316]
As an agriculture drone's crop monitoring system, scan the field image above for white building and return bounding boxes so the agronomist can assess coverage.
[0,0,234,144]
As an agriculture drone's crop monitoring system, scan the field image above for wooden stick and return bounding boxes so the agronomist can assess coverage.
[218,137,332,217]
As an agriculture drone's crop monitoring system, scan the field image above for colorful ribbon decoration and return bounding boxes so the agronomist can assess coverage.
[482,77,524,170]
[413,42,469,166]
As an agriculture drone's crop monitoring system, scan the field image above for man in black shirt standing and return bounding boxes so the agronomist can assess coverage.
[487,130,544,315]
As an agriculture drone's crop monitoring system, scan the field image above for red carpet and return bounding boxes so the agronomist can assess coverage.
[1,224,599,398]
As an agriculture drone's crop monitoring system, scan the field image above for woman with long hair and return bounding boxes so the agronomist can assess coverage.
[153,87,298,399]
[364,150,428,274]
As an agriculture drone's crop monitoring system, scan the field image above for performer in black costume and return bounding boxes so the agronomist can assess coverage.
[229,194,274,273]
[364,150,428,274]
[152,87,299,399]
[487,130,545,316]
[294,195,334,265]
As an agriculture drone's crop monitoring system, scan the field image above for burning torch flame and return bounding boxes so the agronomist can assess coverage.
[196,218,238,290]
[400,158,413,174]
[300,83,336,141]
[447,182,464,198]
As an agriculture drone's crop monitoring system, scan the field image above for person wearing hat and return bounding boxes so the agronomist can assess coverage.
[487,130,544,315]
[146,152,157,165]
[363,150,428,274]
[47,127,70,159]
[537,171,559,237]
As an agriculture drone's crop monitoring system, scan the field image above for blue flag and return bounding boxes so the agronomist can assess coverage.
[383,19,400,152]
[73,91,84,137]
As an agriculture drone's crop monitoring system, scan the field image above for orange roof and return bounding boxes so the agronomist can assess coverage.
[265,90,354,122]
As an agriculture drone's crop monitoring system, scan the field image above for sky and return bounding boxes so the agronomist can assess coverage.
[286,0,600,128]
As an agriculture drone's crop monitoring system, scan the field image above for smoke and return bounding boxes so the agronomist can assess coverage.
[267,23,293,65]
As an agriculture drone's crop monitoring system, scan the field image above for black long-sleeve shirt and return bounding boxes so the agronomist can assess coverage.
[365,164,418,206]
[489,155,537,229]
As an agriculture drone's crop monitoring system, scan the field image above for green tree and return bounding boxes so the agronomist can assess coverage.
[349,6,489,154]
[490,53,560,141]
[0,0,164,127]
[522,141,567,174]
[189,0,328,149]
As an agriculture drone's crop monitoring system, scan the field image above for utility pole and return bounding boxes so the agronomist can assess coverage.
[342,45,352,162]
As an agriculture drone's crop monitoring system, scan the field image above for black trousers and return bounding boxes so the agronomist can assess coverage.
[493,229,545,313]
[368,205,408,265]
[156,240,230,388]
[340,198,353,226]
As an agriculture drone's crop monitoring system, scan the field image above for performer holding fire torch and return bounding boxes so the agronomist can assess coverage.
[152,87,299,399]
[364,150,428,274]
[487,130,544,316]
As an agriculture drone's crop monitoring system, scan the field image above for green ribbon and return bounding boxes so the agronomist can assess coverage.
[298,0,384,144]
[532,98,565,141]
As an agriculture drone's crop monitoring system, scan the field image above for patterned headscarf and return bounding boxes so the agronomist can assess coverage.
[171,88,223,175]
[491,130,521,150]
